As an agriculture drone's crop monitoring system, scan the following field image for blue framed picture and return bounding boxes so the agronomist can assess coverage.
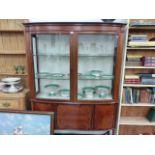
[0,110,54,135]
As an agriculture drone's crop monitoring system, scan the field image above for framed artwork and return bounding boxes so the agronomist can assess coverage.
[0,110,54,135]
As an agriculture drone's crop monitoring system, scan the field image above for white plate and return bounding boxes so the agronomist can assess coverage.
[1,86,23,93]
[1,77,21,83]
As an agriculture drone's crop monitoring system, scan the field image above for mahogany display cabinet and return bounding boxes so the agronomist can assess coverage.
[24,22,125,134]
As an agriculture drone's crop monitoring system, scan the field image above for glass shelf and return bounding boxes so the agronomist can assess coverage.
[78,94,112,100]
[36,93,69,100]
[33,54,115,57]
[35,74,114,80]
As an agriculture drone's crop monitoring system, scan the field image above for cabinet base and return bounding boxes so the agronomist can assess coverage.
[54,129,114,135]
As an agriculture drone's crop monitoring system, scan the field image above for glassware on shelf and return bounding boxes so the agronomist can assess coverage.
[36,72,51,78]
[59,89,70,97]
[83,87,94,98]
[44,84,60,96]
[14,65,20,74]
[51,73,65,78]
[79,74,95,80]
[95,85,111,98]
[78,93,83,99]
[19,65,25,74]
[88,70,104,77]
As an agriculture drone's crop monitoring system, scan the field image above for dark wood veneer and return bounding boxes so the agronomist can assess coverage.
[24,22,125,131]
[94,105,116,130]
[57,104,93,130]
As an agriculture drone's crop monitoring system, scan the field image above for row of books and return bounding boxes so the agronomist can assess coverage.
[140,73,155,85]
[141,57,155,66]
[125,75,140,84]
[128,35,155,47]
[130,21,155,26]
[122,87,155,104]
[125,73,155,85]
[126,54,142,66]
[129,35,148,42]
[126,54,155,66]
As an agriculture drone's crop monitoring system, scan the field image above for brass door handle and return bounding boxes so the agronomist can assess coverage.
[2,102,11,107]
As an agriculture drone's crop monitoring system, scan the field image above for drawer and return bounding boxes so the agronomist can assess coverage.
[0,99,25,110]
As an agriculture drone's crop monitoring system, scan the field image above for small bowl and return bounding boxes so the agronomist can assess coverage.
[59,89,70,97]
[44,84,60,96]
[88,70,104,77]
[83,87,94,98]
[95,86,111,97]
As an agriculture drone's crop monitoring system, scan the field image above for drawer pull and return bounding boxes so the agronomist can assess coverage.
[2,102,11,107]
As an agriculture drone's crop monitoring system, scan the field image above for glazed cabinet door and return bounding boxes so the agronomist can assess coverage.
[32,33,71,100]
[77,33,118,101]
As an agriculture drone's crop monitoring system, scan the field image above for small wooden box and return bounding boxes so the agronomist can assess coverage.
[0,89,29,110]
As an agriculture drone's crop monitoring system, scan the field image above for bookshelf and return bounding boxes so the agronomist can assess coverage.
[125,66,155,69]
[123,84,155,87]
[117,19,155,135]
[0,19,29,88]
[120,116,155,126]
[122,103,155,107]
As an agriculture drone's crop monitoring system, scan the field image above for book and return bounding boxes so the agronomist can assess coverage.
[139,73,155,77]
[128,41,155,47]
[125,75,140,79]
[140,89,150,103]
[122,88,126,103]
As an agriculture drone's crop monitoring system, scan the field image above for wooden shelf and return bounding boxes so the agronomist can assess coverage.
[120,116,155,126]
[122,103,155,107]
[125,66,155,69]
[0,73,28,76]
[127,47,155,50]
[0,29,24,33]
[118,19,155,135]
[0,52,26,55]
[0,19,28,88]
[123,84,155,87]
[130,26,155,30]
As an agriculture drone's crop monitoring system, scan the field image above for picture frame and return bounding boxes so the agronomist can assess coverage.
[0,110,54,135]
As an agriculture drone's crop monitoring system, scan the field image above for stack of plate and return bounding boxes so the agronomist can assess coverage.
[0,77,23,93]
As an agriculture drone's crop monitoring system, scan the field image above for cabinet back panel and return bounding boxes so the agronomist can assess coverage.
[119,125,155,135]
[121,106,150,117]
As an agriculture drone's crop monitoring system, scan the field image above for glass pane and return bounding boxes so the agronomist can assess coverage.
[32,34,70,100]
[78,34,118,100]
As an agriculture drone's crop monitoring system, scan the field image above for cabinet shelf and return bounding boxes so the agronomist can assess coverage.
[121,103,155,107]
[35,76,114,80]
[79,95,112,101]
[123,84,155,87]
[120,116,155,126]
[125,66,155,69]
[36,93,112,101]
